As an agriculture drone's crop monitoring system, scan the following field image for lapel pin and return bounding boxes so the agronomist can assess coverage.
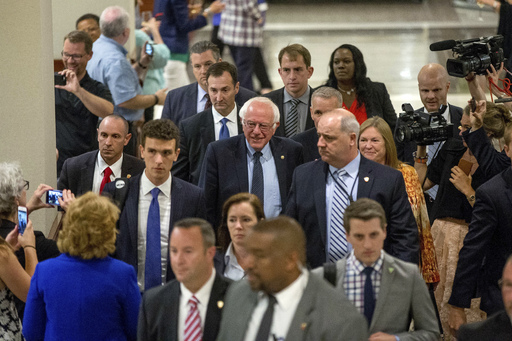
[301,322,307,331]
[364,177,369,182]
[388,267,394,273]
[127,174,131,179]
[281,155,285,159]
[217,301,224,309]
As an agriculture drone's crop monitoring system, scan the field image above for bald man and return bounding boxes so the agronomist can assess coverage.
[286,109,419,268]
[396,63,463,166]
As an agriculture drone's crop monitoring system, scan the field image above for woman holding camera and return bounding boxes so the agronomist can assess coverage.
[23,192,141,341]
[324,44,397,131]
[414,101,511,339]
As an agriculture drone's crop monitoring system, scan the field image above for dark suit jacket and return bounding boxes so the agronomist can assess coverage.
[263,87,315,137]
[103,174,206,283]
[449,167,512,314]
[57,150,145,195]
[137,272,231,341]
[217,272,368,340]
[291,127,320,163]
[173,107,243,185]
[396,104,463,166]
[457,310,512,341]
[161,82,256,126]
[199,134,304,228]
[285,157,419,268]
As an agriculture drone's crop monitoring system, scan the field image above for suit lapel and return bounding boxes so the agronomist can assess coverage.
[315,162,329,245]
[276,89,286,136]
[188,83,199,117]
[169,283,181,341]
[200,109,215,152]
[80,151,97,195]
[502,168,512,206]
[270,138,287,207]
[370,254,396,331]
[203,274,229,341]
[357,156,374,199]
[170,178,183,233]
[234,136,250,192]
[285,275,316,341]
[124,175,141,256]
[236,105,243,134]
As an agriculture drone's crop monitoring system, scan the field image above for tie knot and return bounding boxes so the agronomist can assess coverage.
[253,151,263,160]
[221,117,229,125]
[151,187,160,199]
[104,167,113,177]
[291,98,300,107]
[189,295,199,307]
[336,169,347,178]
[267,294,277,306]
[363,266,374,276]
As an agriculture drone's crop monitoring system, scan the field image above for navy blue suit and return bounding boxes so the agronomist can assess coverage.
[285,156,419,268]
[449,167,512,315]
[161,82,256,126]
[199,134,304,228]
[138,272,231,341]
[57,150,145,195]
[263,87,315,137]
[291,127,320,163]
[103,173,206,283]
[457,310,512,341]
[173,107,243,185]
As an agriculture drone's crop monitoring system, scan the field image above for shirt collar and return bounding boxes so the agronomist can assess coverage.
[348,250,384,274]
[198,84,207,101]
[257,269,309,311]
[328,152,361,180]
[224,242,241,267]
[283,86,310,105]
[140,170,172,198]
[98,34,128,56]
[212,104,238,124]
[245,138,272,161]
[97,152,124,178]
[180,268,216,305]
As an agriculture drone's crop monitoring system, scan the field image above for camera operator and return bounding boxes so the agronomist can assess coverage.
[55,30,114,178]
[414,101,511,338]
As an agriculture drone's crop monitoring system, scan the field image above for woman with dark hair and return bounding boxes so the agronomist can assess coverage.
[218,193,265,280]
[324,44,397,131]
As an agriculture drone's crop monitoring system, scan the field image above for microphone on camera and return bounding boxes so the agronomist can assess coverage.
[429,40,457,51]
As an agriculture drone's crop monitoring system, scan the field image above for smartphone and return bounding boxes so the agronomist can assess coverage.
[458,158,473,176]
[145,43,154,57]
[54,73,66,86]
[470,97,476,112]
[46,189,63,206]
[18,206,27,235]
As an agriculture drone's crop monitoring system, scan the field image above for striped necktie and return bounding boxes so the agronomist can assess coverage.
[329,169,349,262]
[285,99,300,137]
[184,295,202,341]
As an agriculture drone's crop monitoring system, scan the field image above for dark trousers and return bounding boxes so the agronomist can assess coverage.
[229,45,256,91]
[253,47,272,90]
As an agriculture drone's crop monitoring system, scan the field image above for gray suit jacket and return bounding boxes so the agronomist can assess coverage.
[216,272,368,341]
[314,252,439,341]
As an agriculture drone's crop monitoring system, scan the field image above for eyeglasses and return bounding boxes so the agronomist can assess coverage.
[23,180,29,191]
[61,51,84,61]
[243,120,274,133]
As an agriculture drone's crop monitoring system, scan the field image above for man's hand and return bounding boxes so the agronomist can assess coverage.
[155,88,168,105]
[141,17,161,36]
[58,189,76,212]
[55,69,81,94]
[469,99,486,131]
[448,305,466,337]
[369,332,398,341]
[207,0,225,14]
[26,184,53,214]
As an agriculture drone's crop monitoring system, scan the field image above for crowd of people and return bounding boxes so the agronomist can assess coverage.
[2,1,512,340]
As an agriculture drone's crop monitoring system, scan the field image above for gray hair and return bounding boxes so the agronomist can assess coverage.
[340,113,360,140]
[100,6,129,38]
[0,162,24,216]
[239,97,280,124]
[312,86,343,107]
[190,41,221,61]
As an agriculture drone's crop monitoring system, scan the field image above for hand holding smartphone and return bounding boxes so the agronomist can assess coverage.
[17,206,28,235]
[46,189,63,206]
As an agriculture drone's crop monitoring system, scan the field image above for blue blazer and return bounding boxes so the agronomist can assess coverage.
[23,254,141,341]
[58,150,145,196]
[199,134,304,228]
[161,82,256,127]
[449,167,512,315]
[173,107,243,185]
[103,174,206,282]
[291,127,320,163]
[137,272,231,341]
[285,156,419,268]
[263,86,314,137]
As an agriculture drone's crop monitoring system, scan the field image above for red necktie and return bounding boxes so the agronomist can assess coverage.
[184,295,202,341]
[99,167,113,194]
[204,94,212,111]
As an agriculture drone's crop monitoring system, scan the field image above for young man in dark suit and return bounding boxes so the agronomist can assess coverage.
[138,218,230,341]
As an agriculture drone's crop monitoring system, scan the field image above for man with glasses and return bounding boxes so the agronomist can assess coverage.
[199,97,303,228]
[55,30,114,177]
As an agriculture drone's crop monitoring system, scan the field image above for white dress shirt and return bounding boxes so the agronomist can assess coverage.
[244,270,309,341]
[212,105,239,140]
[178,269,216,341]
[137,171,172,291]
[92,153,123,193]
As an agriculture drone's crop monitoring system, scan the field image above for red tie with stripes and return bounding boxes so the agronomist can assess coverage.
[184,295,202,341]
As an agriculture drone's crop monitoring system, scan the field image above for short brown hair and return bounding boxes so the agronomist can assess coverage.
[206,61,238,86]
[278,44,312,68]
[174,218,216,250]
[141,119,180,149]
[63,30,93,54]
[58,192,119,259]
[344,198,386,234]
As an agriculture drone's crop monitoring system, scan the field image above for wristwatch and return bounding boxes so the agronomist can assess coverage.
[467,194,476,203]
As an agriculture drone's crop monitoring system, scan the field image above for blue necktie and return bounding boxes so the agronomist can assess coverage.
[363,266,375,323]
[255,294,277,341]
[329,169,349,262]
[219,117,230,140]
[145,187,161,291]
[251,151,264,206]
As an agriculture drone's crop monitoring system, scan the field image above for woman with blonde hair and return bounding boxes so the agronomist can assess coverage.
[23,192,141,341]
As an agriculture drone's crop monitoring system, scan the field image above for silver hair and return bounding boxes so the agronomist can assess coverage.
[340,114,360,140]
[312,87,343,107]
[239,97,280,124]
[0,162,24,216]
[100,6,129,38]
